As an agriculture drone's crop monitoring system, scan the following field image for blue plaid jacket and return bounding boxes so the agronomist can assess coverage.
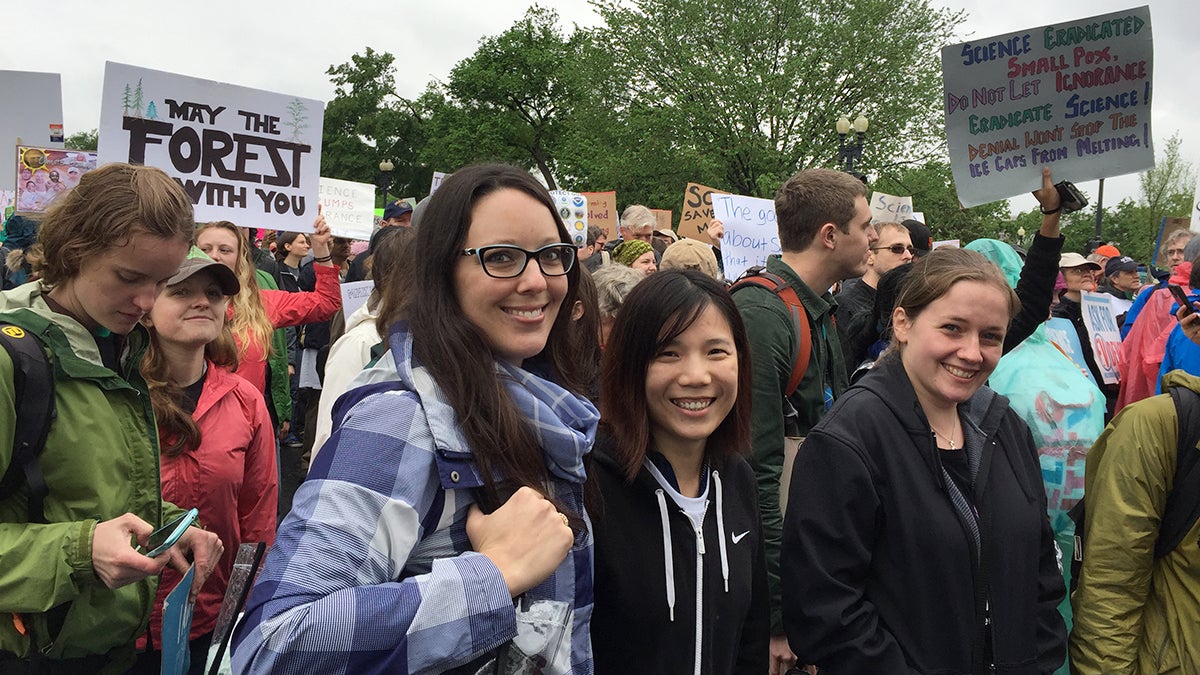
[232,323,600,674]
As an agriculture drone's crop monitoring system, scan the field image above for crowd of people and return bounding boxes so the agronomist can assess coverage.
[1,158,1198,675]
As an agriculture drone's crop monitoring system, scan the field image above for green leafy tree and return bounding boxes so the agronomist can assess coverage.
[1139,132,1195,263]
[64,129,98,151]
[322,48,428,203]
[420,6,585,190]
[588,0,963,197]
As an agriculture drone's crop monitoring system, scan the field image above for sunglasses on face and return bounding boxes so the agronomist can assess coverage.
[870,244,915,255]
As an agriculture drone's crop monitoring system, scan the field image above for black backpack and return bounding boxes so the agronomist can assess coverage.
[1069,385,1200,591]
[0,322,56,524]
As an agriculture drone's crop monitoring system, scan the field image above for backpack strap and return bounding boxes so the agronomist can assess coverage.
[730,268,812,395]
[1156,386,1200,558]
[0,323,55,524]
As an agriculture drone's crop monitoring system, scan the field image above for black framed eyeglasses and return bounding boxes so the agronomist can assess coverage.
[870,244,916,255]
[460,243,577,279]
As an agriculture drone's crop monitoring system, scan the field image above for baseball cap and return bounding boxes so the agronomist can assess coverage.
[383,198,414,221]
[1105,255,1139,276]
[902,219,932,257]
[1094,244,1121,258]
[1059,252,1101,270]
[655,228,679,243]
[168,246,240,295]
[660,239,720,279]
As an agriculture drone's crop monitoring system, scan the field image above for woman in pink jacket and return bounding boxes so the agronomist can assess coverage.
[131,248,279,673]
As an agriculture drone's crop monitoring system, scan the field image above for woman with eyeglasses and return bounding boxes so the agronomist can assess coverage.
[233,164,601,674]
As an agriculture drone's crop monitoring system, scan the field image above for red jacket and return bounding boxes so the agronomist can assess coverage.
[144,361,279,646]
[233,262,341,395]
[1115,263,1192,414]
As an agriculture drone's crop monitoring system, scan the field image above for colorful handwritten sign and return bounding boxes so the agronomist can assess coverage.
[678,183,727,244]
[582,191,617,238]
[869,191,914,224]
[98,62,324,232]
[1080,290,1123,384]
[14,146,97,214]
[711,194,781,280]
[942,7,1154,207]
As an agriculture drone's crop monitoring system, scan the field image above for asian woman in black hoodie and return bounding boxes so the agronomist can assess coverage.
[591,269,769,674]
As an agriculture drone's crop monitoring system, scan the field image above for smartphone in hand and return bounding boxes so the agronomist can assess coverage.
[1169,284,1194,318]
[137,508,199,557]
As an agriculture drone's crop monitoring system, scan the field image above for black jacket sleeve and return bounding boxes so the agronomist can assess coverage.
[1005,233,1064,353]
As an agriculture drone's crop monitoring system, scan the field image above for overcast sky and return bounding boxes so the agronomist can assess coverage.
[2,0,1194,215]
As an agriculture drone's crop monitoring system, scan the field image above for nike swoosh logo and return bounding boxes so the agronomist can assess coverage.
[731,530,750,544]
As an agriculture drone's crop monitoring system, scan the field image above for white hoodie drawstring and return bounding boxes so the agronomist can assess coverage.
[656,489,676,621]
[712,471,730,592]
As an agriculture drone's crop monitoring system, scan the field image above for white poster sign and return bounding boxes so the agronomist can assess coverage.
[340,280,374,322]
[0,71,63,194]
[711,194,781,281]
[98,62,324,232]
[942,6,1154,207]
[430,171,448,196]
[318,177,375,240]
[1080,290,1123,384]
[869,191,914,224]
[549,190,588,246]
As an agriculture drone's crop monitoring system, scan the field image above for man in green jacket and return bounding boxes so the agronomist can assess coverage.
[733,168,875,673]
[0,163,222,672]
[1070,368,1200,673]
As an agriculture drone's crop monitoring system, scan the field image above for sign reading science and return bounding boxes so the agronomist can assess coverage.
[942,7,1153,207]
[98,62,324,232]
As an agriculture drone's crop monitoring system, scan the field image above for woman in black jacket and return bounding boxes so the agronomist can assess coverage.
[781,248,1067,674]
[591,269,769,674]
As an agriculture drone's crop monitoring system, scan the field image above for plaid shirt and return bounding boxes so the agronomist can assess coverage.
[232,323,600,674]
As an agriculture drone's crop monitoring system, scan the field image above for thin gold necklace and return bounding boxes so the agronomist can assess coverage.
[930,417,961,451]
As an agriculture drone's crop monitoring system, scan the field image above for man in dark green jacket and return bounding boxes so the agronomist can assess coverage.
[733,168,875,673]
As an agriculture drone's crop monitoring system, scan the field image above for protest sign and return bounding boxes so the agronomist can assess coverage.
[550,190,588,246]
[582,191,617,238]
[318,177,375,240]
[651,209,673,232]
[942,6,1154,207]
[340,280,374,323]
[678,183,727,244]
[1080,290,1123,384]
[13,146,97,214]
[161,564,196,675]
[431,171,448,195]
[869,191,914,224]
[711,194,781,280]
[1,71,63,195]
[933,239,961,249]
[98,62,324,232]
[911,211,925,224]
[1045,317,1100,386]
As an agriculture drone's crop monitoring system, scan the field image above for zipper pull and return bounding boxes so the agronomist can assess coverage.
[695,524,705,555]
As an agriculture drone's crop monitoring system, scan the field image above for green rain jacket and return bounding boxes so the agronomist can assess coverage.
[1070,369,1200,674]
[0,282,185,670]
[255,268,291,427]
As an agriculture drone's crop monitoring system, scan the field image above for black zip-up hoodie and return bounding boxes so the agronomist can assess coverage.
[781,357,1066,674]
[590,435,769,674]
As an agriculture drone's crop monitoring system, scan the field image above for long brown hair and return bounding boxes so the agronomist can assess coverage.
[195,221,274,359]
[389,164,585,510]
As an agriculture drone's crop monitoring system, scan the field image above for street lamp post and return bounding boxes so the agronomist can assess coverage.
[377,159,394,207]
[836,114,869,177]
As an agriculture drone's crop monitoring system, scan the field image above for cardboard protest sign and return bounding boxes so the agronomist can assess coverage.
[651,209,673,232]
[711,194,781,281]
[98,62,324,232]
[1,71,63,196]
[550,190,588,246]
[14,146,97,214]
[942,6,1154,207]
[582,191,617,238]
[318,177,375,240]
[678,183,727,244]
[869,191,914,224]
[1080,290,1123,384]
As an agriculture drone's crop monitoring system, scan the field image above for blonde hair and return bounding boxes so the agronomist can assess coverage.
[195,221,274,358]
